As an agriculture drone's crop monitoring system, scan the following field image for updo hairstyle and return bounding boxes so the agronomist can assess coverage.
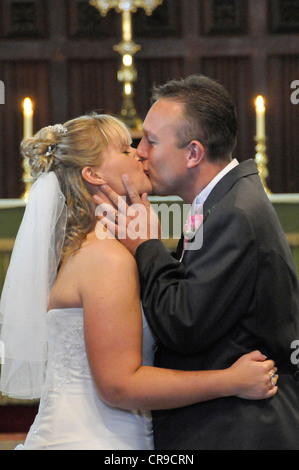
[20,114,131,255]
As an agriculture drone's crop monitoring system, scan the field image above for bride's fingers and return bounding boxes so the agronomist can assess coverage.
[99,183,130,211]
[95,208,130,240]
[95,201,118,222]
[269,370,279,389]
[93,193,106,207]
[122,174,142,205]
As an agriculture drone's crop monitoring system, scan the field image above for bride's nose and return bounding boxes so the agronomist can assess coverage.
[131,149,141,162]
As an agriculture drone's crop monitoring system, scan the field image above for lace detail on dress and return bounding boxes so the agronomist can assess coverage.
[39,309,91,410]
[50,312,91,385]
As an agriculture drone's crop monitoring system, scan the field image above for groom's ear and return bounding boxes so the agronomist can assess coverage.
[82,166,106,186]
[186,140,205,168]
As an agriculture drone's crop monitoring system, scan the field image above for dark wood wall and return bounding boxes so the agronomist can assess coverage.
[0,0,299,198]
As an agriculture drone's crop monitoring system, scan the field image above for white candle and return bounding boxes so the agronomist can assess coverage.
[23,97,33,139]
[255,96,265,140]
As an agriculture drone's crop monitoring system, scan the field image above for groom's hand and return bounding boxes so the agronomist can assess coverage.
[93,174,161,256]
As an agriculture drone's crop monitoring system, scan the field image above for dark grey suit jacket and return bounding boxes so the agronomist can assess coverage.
[136,159,299,450]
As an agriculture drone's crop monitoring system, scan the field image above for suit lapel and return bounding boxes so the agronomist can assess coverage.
[203,159,258,218]
[175,159,258,260]
[174,235,184,260]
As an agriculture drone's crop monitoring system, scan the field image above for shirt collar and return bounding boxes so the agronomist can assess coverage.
[193,159,239,209]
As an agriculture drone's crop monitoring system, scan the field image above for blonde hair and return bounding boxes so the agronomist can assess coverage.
[21,114,131,255]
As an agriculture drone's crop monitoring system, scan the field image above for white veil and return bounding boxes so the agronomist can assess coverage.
[0,172,67,399]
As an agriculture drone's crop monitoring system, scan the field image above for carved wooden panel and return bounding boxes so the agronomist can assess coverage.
[68,57,184,122]
[267,55,299,193]
[135,58,184,117]
[201,56,254,163]
[68,0,117,39]
[67,59,121,118]
[68,0,182,40]
[201,0,248,35]
[270,0,299,33]
[0,0,47,39]
[0,61,50,198]
[133,0,182,38]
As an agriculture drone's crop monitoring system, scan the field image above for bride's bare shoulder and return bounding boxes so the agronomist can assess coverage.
[77,235,135,270]
[74,236,138,298]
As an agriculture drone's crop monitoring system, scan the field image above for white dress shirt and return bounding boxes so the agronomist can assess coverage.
[194,158,239,206]
[180,159,239,260]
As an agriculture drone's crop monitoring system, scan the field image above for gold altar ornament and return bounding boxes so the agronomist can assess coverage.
[90,0,163,131]
[89,0,163,17]
[254,96,271,195]
[22,97,33,201]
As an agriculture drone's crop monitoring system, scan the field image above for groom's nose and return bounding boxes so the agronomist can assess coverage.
[136,137,148,161]
[131,149,140,161]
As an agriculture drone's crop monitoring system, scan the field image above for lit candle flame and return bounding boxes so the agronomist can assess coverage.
[23,97,33,139]
[23,97,33,115]
[256,95,265,112]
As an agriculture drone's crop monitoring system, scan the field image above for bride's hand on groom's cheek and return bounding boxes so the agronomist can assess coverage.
[93,176,161,255]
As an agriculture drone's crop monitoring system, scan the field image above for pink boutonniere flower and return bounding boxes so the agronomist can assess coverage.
[183,213,204,241]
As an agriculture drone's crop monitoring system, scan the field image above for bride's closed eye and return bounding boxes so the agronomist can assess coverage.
[122,148,137,159]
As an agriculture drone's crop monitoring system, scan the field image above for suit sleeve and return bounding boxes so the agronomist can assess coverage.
[136,207,258,354]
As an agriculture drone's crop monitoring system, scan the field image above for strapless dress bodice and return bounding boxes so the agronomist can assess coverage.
[20,308,155,450]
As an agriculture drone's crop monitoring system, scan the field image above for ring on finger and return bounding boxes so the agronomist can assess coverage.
[269,372,276,387]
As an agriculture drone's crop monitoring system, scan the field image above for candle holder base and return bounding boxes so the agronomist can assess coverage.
[21,157,32,202]
[119,95,143,131]
[254,137,272,195]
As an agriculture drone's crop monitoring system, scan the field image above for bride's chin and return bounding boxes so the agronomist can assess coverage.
[142,179,153,195]
[141,184,153,195]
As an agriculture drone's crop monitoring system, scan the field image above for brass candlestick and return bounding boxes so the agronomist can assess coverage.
[90,0,163,131]
[113,9,142,130]
[255,137,271,195]
[254,96,271,195]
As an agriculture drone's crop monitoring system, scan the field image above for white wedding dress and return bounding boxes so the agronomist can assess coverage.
[18,308,155,450]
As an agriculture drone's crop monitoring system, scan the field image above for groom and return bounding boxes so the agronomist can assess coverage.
[97,75,299,450]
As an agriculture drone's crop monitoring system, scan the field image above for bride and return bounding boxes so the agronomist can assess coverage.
[0,114,277,450]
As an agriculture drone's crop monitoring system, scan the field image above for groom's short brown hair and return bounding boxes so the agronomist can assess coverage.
[151,75,238,162]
